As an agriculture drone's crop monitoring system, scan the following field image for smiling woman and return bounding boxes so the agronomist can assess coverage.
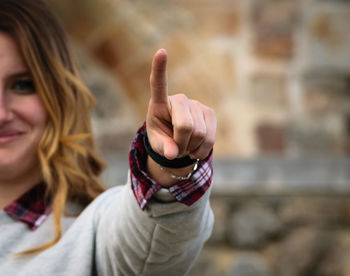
[0,0,108,256]
[0,32,47,208]
[0,0,216,275]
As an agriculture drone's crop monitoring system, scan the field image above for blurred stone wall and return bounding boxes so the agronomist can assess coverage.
[44,0,350,275]
[46,0,350,159]
[190,194,350,275]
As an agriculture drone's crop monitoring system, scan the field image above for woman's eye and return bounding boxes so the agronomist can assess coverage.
[12,79,35,93]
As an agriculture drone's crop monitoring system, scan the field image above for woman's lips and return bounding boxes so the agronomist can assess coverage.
[0,131,23,144]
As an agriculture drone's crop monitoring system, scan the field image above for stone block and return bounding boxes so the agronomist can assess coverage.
[255,123,287,154]
[302,72,350,116]
[187,2,240,36]
[100,155,129,188]
[249,73,288,108]
[92,35,121,70]
[207,198,232,245]
[74,44,140,156]
[278,197,347,227]
[251,0,300,59]
[299,2,350,72]
[212,109,239,156]
[91,28,142,71]
[227,202,283,249]
[46,0,114,40]
[228,253,272,276]
[143,0,240,37]
[288,115,347,155]
[273,227,344,276]
[187,250,220,276]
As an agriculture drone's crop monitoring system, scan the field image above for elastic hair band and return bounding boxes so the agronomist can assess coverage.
[143,131,198,169]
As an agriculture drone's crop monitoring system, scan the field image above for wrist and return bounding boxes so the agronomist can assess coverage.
[146,156,197,187]
[159,159,199,181]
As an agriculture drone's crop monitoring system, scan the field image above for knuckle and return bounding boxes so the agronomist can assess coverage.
[175,120,193,133]
[198,152,209,159]
[206,107,216,117]
[191,99,201,106]
[193,149,209,160]
[192,128,206,139]
[173,93,188,102]
[204,138,215,149]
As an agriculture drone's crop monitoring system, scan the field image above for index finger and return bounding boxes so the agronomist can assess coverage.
[150,48,168,103]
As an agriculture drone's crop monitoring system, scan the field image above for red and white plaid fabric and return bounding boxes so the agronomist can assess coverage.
[4,182,52,230]
[129,123,213,210]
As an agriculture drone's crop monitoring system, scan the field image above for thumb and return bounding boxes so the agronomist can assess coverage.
[161,136,179,160]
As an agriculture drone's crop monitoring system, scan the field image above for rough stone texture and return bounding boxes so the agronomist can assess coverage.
[301,2,350,72]
[288,72,350,155]
[289,116,347,155]
[249,73,288,109]
[302,73,350,116]
[228,253,272,276]
[188,195,350,276]
[187,250,220,276]
[278,197,347,227]
[251,0,300,59]
[207,198,232,245]
[255,123,287,153]
[73,45,139,155]
[273,227,343,276]
[227,203,283,249]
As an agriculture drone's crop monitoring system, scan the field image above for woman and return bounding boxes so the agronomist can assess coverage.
[0,0,216,275]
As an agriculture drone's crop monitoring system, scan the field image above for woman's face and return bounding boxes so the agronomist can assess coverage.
[0,32,47,184]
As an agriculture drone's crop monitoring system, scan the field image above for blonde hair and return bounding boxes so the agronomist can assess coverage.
[0,0,106,254]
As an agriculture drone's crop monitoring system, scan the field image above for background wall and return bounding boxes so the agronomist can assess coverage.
[45,0,350,275]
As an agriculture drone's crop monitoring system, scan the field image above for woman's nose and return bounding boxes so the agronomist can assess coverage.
[0,91,12,124]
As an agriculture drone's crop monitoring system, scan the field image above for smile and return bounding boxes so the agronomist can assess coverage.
[0,131,23,144]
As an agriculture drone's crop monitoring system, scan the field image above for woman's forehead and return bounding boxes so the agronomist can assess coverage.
[0,32,28,75]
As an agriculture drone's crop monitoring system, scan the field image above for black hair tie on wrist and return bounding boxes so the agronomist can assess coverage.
[143,131,198,169]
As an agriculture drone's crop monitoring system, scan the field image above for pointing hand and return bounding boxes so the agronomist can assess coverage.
[146,49,217,162]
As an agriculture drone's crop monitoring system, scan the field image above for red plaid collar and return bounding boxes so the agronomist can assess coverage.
[4,182,52,230]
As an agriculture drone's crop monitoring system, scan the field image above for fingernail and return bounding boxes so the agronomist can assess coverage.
[159,48,167,54]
